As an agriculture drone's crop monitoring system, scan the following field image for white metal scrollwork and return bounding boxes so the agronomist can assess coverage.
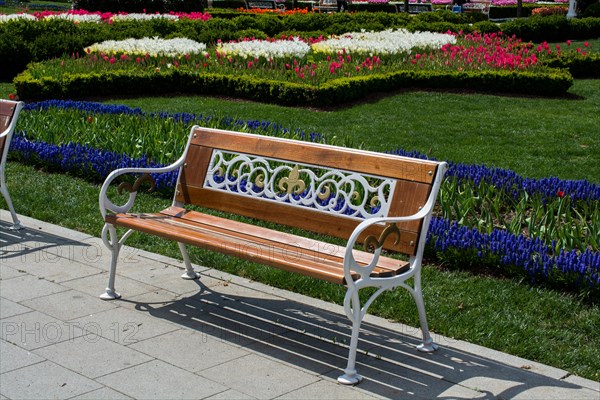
[204,150,394,219]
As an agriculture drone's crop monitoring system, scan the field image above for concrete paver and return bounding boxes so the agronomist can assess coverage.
[0,361,101,399]
[33,336,154,379]
[0,340,44,373]
[1,213,599,400]
[70,387,133,400]
[95,360,227,399]
[199,353,321,399]
[0,297,31,319]
[21,289,117,321]
[128,329,250,373]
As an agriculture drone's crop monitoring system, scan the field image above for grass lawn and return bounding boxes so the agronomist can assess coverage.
[102,79,600,183]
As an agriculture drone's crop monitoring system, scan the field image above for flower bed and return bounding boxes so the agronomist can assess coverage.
[10,99,599,298]
[0,9,212,24]
[15,31,581,101]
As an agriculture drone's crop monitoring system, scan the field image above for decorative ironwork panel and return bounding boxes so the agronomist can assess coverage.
[204,150,395,219]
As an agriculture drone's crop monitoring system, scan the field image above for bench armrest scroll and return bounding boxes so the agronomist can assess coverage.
[343,162,448,284]
[99,126,200,219]
[99,162,183,218]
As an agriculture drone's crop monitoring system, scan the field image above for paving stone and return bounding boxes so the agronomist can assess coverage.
[0,339,44,373]
[6,256,102,283]
[33,336,153,379]
[70,387,133,400]
[0,264,26,279]
[71,306,179,344]
[276,379,380,399]
[129,328,249,373]
[0,274,67,302]
[0,311,85,350]
[21,290,117,321]
[116,260,212,295]
[0,297,32,319]
[562,374,600,393]
[96,360,226,399]
[0,361,101,399]
[246,329,352,376]
[61,271,160,299]
[61,238,145,272]
[324,355,487,400]
[116,288,183,311]
[3,214,599,400]
[200,353,320,399]
[205,389,257,399]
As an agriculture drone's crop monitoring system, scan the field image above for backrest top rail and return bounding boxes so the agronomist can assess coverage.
[190,126,440,184]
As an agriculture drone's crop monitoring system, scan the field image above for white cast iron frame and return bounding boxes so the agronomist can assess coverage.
[98,128,199,300]
[98,126,448,386]
[337,159,447,385]
[0,100,24,230]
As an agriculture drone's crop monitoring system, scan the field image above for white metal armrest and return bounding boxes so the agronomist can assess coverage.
[343,206,432,284]
[343,161,448,284]
[99,126,198,218]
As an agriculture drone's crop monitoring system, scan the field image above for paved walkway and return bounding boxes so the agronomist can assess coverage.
[1,211,599,400]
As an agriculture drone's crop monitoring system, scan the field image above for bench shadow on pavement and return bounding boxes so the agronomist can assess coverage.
[0,221,90,263]
[124,277,592,399]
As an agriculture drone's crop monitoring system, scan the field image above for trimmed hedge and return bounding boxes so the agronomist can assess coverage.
[13,67,574,105]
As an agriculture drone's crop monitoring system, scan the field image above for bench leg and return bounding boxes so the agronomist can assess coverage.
[411,270,438,353]
[178,242,200,280]
[0,177,22,230]
[338,289,364,385]
[100,224,121,300]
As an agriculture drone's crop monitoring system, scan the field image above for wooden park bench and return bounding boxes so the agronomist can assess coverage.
[0,100,24,230]
[99,126,447,385]
[394,1,434,14]
[313,0,339,12]
[245,0,285,10]
[462,0,491,15]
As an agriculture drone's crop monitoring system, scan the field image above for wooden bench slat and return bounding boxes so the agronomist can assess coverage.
[175,185,421,255]
[160,206,410,275]
[0,101,18,155]
[191,128,439,184]
[106,211,410,284]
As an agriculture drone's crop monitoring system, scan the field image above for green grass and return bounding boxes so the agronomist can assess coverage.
[3,161,599,382]
[101,79,600,183]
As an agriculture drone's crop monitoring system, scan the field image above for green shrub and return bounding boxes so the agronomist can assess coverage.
[582,1,600,17]
[502,15,570,42]
[488,4,540,19]
[233,28,268,40]
[545,53,600,78]
[0,30,32,80]
[14,65,574,105]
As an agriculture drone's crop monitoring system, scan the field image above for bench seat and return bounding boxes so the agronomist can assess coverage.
[107,206,410,285]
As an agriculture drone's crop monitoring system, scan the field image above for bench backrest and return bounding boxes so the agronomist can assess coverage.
[174,127,445,257]
[0,100,23,164]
